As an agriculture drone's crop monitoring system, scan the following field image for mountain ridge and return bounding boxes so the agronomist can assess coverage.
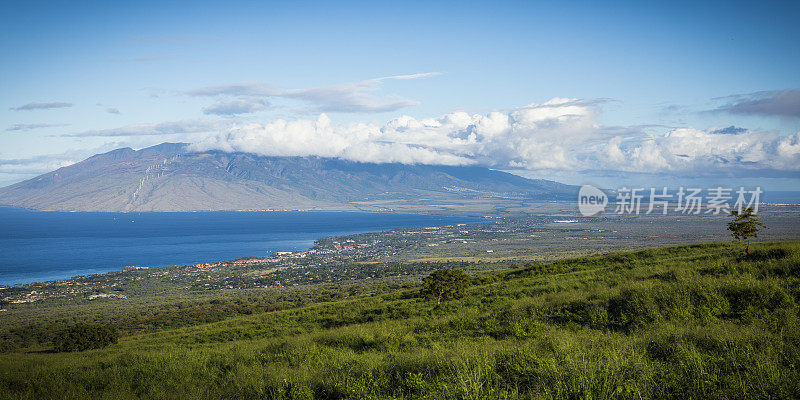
[0,143,578,212]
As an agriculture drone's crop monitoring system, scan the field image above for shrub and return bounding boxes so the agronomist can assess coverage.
[421,268,469,305]
[52,323,118,352]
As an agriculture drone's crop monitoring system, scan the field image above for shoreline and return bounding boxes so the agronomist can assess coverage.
[0,210,490,287]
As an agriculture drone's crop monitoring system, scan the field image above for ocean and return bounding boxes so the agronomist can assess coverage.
[0,207,482,285]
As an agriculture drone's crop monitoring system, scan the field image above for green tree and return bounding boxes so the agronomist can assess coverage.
[727,207,767,254]
[421,269,469,305]
[52,323,118,352]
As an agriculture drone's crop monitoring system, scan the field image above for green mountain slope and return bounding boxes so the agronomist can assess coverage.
[0,143,577,212]
[1,241,798,399]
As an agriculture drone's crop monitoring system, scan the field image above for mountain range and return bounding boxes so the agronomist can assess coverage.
[0,143,577,212]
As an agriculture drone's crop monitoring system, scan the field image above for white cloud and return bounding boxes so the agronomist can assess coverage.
[11,102,73,111]
[712,88,800,118]
[777,132,800,154]
[203,99,269,115]
[68,119,226,137]
[0,145,131,186]
[0,146,114,176]
[191,114,471,165]
[0,157,77,175]
[188,73,441,114]
[6,123,69,132]
[379,72,442,80]
[600,127,800,175]
[192,98,800,177]
[280,81,418,113]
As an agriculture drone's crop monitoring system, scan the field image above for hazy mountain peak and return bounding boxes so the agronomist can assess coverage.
[0,143,576,212]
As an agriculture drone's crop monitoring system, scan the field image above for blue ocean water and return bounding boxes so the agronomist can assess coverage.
[0,207,481,285]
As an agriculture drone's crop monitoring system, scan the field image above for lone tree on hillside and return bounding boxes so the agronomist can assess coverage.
[421,268,469,305]
[727,207,767,254]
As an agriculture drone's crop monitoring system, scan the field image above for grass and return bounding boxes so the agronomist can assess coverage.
[1,241,799,399]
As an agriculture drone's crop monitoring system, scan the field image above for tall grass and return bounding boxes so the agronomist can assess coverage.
[1,241,799,399]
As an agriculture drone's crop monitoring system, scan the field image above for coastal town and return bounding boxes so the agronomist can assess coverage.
[3,206,799,307]
[1,221,491,305]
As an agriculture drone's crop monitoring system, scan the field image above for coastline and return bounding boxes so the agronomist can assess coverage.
[0,209,487,286]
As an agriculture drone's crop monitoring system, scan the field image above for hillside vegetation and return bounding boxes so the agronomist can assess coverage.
[1,241,799,399]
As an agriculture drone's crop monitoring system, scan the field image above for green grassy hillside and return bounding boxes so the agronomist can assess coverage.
[2,241,799,399]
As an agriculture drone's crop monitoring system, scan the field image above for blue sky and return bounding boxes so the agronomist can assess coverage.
[1,0,799,189]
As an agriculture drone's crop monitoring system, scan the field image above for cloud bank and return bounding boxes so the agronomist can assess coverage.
[191,98,800,177]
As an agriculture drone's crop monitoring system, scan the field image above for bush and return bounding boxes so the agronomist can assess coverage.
[52,323,118,352]
[421,268,469,305]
